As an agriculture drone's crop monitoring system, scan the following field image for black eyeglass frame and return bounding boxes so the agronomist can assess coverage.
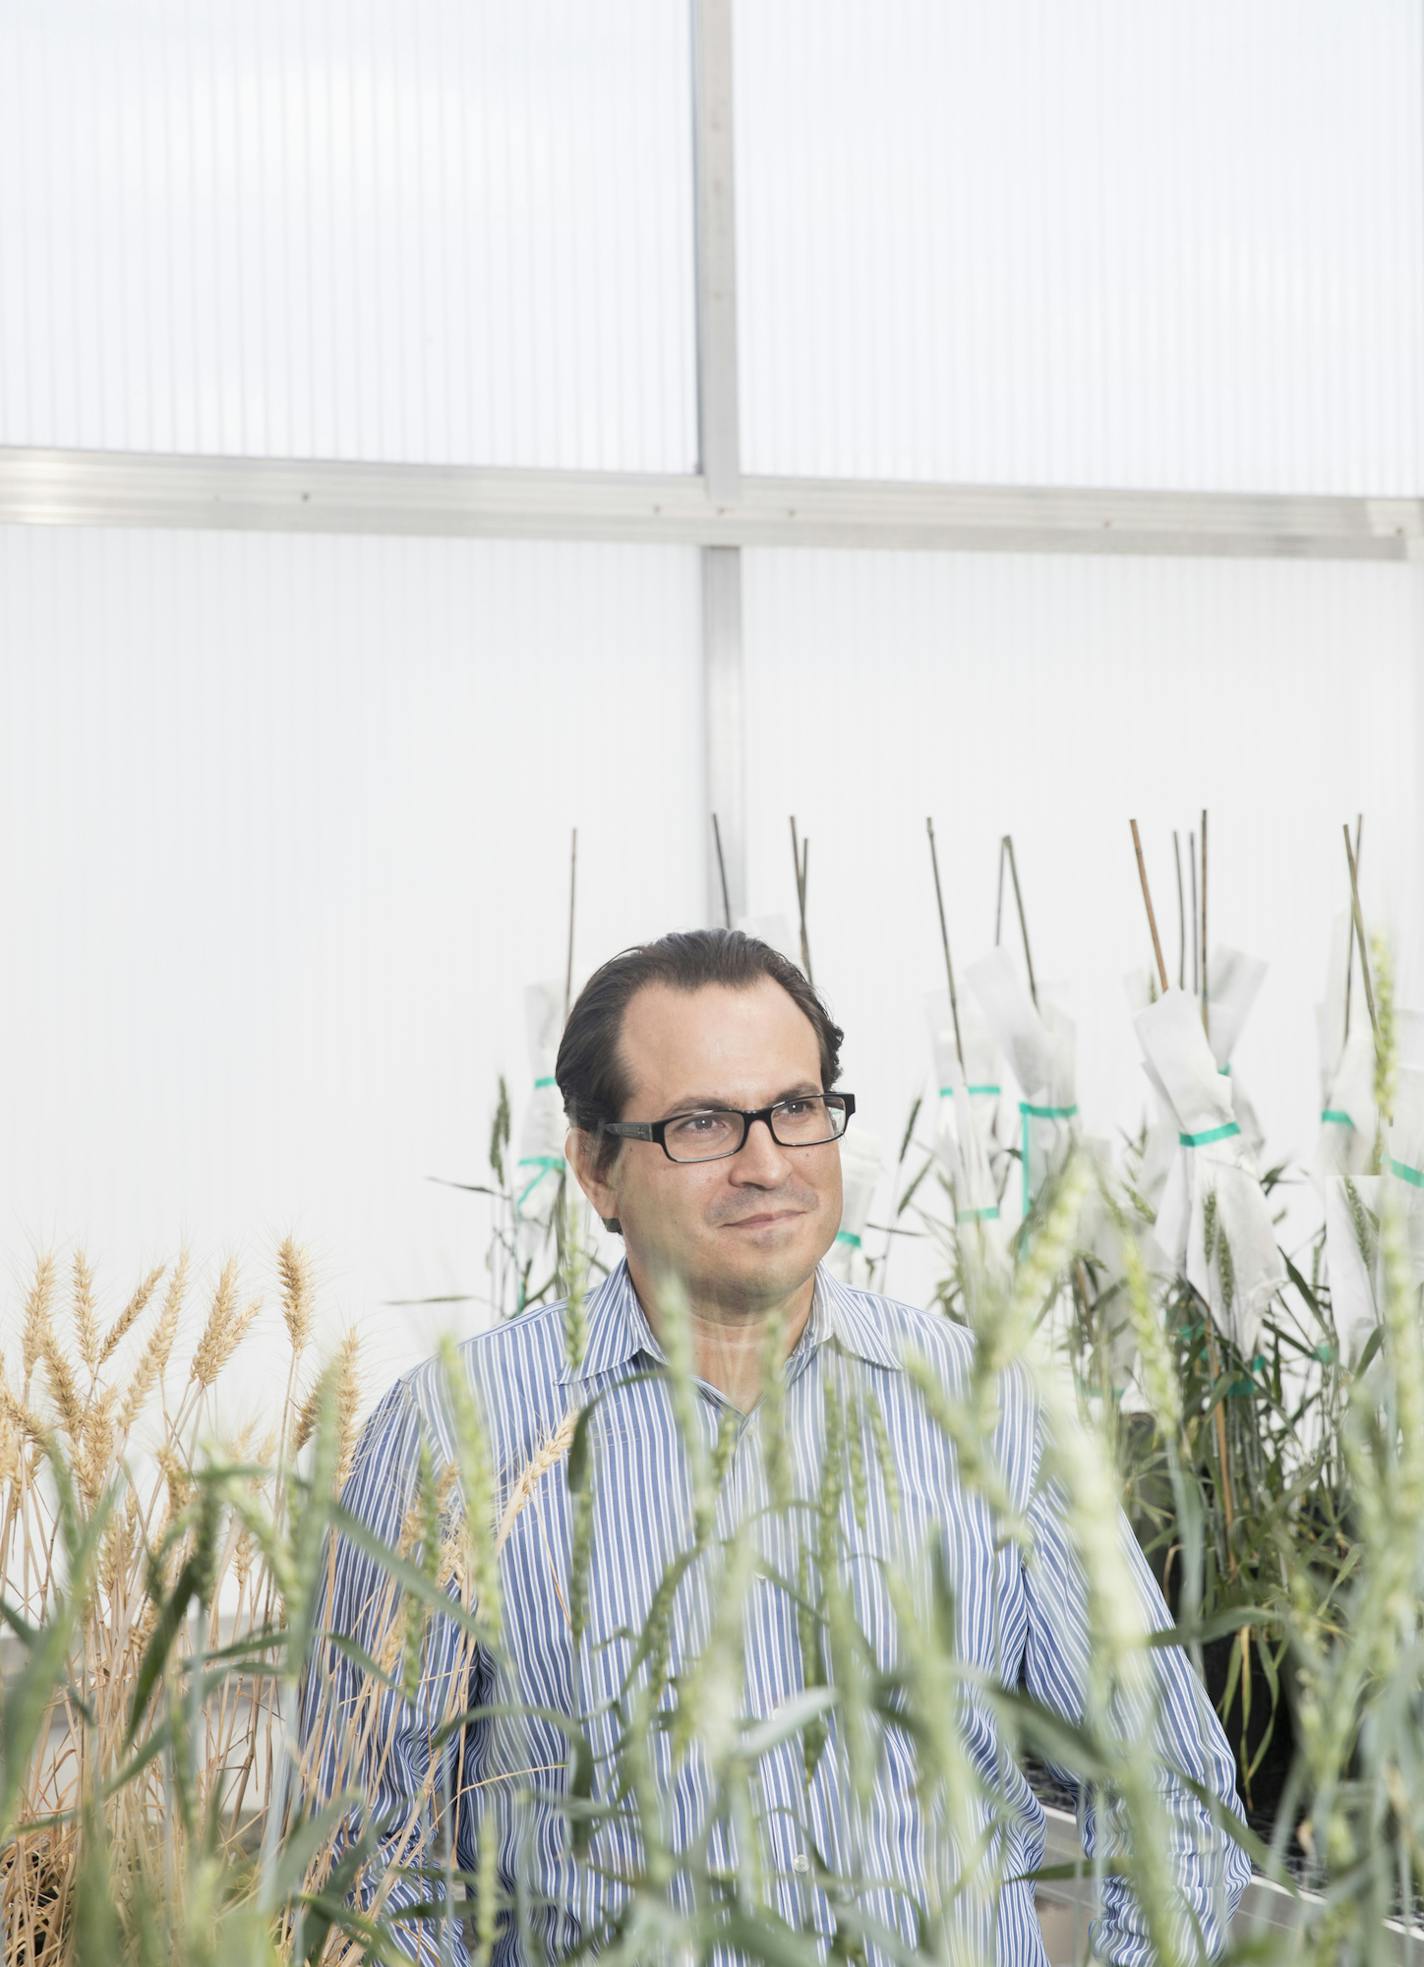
[600,1092,856,1165]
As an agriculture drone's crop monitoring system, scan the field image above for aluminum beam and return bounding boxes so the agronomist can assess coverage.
[3,448,1421,561]
[692,0,741,502]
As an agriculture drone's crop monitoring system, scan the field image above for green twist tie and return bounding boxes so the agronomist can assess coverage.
[1390,1157,1424,1190]
[835,1230,862,1250]
[1018,1101,1079,1220]
[534,1075,557,1089]
[1320,1109,1353,1128]
[515,1153,564,1211]
[938,1084,1002,1098]
[1178,1121,1240,1148]
[1312,1343,1337,1364]
[957,1205,1000,1222]
[1226,1353,1268,1399]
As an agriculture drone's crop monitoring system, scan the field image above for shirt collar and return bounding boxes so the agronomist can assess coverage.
[554,1257,903,1384]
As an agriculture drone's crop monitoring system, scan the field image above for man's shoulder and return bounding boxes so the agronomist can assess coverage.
[825,1274,1035,1407]
[825,1274,976,1370]
[362,1298,575,1471]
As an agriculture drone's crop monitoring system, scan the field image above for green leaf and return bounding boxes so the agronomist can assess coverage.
[0,1480,116,1841]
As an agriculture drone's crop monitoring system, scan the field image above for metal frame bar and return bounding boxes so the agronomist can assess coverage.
[3,447,1420,560]
[692,0,746,927]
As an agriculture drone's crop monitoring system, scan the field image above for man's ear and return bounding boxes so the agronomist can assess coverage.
[565,1128,621,1233]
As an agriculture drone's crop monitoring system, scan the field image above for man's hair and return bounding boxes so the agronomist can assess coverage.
[556,928,844,1182]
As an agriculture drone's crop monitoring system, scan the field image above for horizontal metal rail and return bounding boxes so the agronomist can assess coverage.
[3,447,1421,561]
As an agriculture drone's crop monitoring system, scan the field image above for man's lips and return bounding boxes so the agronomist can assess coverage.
[722,1209,804,1229]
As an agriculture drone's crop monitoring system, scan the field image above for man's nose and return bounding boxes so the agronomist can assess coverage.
[731,1114,793,1181]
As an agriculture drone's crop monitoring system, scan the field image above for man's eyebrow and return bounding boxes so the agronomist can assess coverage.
[658,1081,822,1117]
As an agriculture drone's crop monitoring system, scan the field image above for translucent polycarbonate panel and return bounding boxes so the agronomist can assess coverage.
[0,0,696,469]
[741,549,1423,1304]
[735,0,1424,493]
[0,526,702,1399]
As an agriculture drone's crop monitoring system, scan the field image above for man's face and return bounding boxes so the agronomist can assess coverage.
[571,976,844,1316]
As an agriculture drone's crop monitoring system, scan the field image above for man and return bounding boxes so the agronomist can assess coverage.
[304,928,1250,1965]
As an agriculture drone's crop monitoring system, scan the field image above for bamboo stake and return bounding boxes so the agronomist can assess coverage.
[563,828,578,1022]
[925,817,966,1073]
[1172,830,1186,991]
[789,816,813,984]
[710,812,732,930]
[1343,822,1378,1035]
[1130,820,1170,994]
[994,835,1008,946]
[1002,834,1039,1010]
[1199,810,1210,1039]
[1343,812,1362,1040]
[1189,828,1199,996]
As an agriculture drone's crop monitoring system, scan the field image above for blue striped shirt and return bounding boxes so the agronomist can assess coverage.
[302,1259,1250,1964]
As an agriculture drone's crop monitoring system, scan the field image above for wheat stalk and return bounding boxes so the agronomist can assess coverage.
[494,1409,579,1554]
[98,1265,165,1367]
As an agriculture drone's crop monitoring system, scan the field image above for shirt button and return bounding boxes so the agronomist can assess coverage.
[792,1852,810,1875]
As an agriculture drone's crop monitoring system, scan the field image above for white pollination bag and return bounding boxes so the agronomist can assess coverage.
[735,913,802,967]
[925,987,1006,1189]
[826,1127,884,1284]
[1315,1027,1378,1181]
[1314,914,1376,1179]
[1135,986,1284,1361]
[966,947,1078,1226]
[1122,967,1179,1212]
[1323,1174,1381,1365]
[1203,946,1268,1161]
[1385,1061,1424,1288]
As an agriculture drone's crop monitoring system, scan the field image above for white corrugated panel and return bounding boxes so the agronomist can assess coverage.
[0,0,696,469]
[735,0,1424,493]
[0,524,703,1402]
[741,549,1423,1304]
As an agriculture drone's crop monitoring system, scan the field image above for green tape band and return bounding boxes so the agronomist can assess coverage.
[938,1084,1002,1098]
[1178,1121,1241,1148]
[515,1154,565,1211]
[1320,1109,1354,1128]
[1018,1101,1079,1219]
[534,1075,557,1089]
[1390,1156,1424,1190]
[835,1230,862,1249]
[957,1206,1000,1222]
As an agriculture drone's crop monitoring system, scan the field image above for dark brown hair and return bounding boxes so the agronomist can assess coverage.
[556,928,844,1181]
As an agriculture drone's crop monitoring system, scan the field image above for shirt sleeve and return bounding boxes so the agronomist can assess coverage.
[1020,1453,1254,1965]
[297,1376,486,1966]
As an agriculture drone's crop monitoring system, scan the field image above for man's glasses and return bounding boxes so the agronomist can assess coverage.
[601,1092,855,1165]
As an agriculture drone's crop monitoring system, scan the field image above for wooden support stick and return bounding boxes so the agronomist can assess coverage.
[790,815,813,984]
[926,817,966,1072]
[1343,812,1362,1040]
[564,827,578,1022]
[994,834,1008,947]
[1200,810,1210,1038]
[1003,834,1039,1010]
[1172,830,1186,991]
[1130,819,1170,995]
[1343,821,1378,1036]
[710,812,732,930]
[1189,828,1199,996]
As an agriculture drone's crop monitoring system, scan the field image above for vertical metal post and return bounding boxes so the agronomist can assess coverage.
[693,0,746,924]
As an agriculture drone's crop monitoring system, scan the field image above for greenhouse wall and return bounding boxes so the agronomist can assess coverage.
[735,0,1424,491]
[0,524,704,1397]
[740,547,1424,1307]
[0,0,698,468]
